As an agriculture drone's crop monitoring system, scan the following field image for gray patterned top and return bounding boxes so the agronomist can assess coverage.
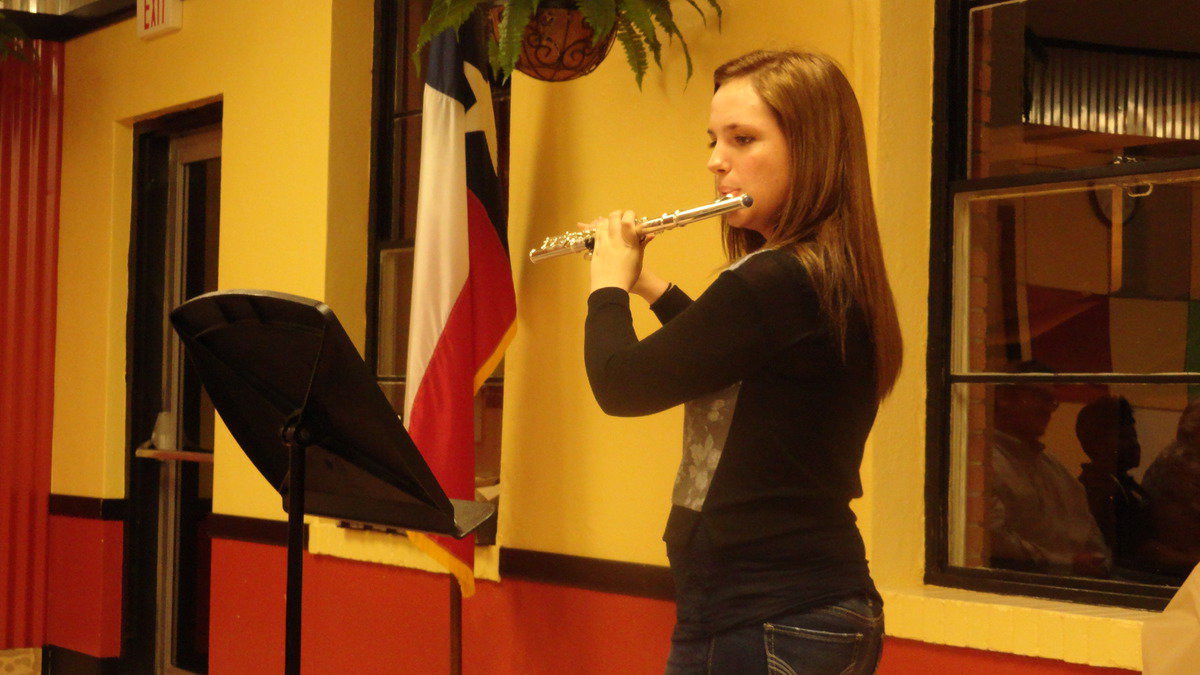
[673,382,741,510]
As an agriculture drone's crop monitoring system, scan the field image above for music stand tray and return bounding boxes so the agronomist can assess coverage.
[170,289,495,674]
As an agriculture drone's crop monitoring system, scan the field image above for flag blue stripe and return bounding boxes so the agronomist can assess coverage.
[465,130,507,252]
[425,30,476,111]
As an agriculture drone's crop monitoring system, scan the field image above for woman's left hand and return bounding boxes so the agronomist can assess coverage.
[588,209,645,293]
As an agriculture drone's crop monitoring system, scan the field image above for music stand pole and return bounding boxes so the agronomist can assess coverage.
[283,427,308,675]
[450,578,462,675]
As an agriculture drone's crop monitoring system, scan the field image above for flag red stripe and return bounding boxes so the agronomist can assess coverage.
[407,285,477,566]
[465,190,516,367]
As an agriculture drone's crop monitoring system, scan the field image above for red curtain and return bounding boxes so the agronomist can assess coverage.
[0,39,63,649]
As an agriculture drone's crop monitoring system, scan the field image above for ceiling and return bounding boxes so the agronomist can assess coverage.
[0,0,134,40]
[1,1,108,13]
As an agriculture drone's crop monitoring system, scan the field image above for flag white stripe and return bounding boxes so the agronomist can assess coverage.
[404,84,468,422]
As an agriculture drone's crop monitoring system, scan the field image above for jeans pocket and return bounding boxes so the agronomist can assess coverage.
[763,622,863,675]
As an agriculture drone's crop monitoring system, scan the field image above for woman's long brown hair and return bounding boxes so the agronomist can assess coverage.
[714,50,902,400]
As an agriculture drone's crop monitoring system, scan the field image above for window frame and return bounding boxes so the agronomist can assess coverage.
[925,0,1200,610]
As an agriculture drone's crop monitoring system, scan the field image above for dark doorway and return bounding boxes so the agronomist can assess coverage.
[125,102,221,674]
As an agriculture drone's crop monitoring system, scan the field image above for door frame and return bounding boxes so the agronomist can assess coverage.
[123,101,222,674]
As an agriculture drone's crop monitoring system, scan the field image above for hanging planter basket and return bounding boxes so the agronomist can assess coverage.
[486,4,616,82]
[415,0,723,87]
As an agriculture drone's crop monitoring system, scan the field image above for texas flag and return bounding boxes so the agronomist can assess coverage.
[403,28,515,597]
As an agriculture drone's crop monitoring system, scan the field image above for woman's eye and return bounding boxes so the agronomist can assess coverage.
[735,136,754,145]
[707,139,716,149]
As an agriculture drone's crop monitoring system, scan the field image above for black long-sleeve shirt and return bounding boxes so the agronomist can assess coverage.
[585,248,880,639]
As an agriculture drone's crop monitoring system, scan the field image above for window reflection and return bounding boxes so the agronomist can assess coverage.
[986,368,1111,577]
[376,246,414,379]
[954,381,1200,583]
[1076,395,1147,567]
[968,0,1200,179]
[962,174,1200,377]
[1140,399,1200,578]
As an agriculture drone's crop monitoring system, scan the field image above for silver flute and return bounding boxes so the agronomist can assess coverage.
[527,193,753,263]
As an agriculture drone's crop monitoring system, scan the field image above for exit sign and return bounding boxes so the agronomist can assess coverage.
[137,0,183,40]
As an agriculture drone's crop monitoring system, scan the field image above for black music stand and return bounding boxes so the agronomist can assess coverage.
[170,289,495,675]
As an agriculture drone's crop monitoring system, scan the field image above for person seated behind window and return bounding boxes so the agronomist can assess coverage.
[987,363,1110,576]
[1075,395,1149,567]
[1139,399,1200,579]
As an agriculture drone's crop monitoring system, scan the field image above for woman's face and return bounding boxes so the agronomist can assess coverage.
[707,77,792,238]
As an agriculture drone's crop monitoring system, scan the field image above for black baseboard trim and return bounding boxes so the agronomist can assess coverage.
[41,645,121,675]
[500,548,675,601]
[208,513,301,548]
[47,495,127,521]
[204,514,673,601]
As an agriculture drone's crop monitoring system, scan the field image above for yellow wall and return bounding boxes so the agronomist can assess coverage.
[50,0,1151,668]
[52,0,372,519]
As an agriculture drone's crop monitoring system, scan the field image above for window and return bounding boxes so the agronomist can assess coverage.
[929,0,1200,608]
[367,1,510,534]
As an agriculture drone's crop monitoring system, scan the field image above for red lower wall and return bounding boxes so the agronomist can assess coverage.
[209,539,677,674]
[881,639,1136,675]
[45,515,123,657]
[37,528,1142,672]
[208,538,1138,675]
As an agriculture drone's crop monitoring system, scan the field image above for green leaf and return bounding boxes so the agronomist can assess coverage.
[703,0,724,28]
[0,11,27,41]
[614,16,648,89]
[677,35,693,82]
[642,0,674,42]
[497,0,539,81]
[680,0,706,25]
[415,0,455,53]
[411,0,488,73]
[620,0,662,68]
[440,0,490,34]
[487,32,506,84]
[575,0,617,46]
[0,11,30,64]
[645,0,692,81]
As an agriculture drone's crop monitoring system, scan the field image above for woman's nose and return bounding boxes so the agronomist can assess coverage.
[707,148,727,174]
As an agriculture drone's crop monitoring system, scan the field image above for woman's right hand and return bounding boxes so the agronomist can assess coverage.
[581,214,668,302]
[586,210,643,293]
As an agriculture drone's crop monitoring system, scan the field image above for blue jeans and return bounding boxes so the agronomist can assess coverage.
[664,594,884,674]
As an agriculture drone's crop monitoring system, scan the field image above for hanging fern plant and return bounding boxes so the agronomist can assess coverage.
[415,0,722,87]
[0,11,30,64]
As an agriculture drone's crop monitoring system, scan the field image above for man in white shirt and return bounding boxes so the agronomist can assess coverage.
[987,378,1110,576]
